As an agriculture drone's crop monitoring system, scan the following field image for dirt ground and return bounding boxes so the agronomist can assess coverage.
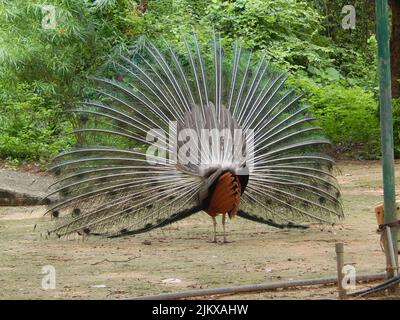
[1,160,400,300]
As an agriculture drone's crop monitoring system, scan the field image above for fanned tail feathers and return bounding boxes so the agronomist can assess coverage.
[44,34,343,238]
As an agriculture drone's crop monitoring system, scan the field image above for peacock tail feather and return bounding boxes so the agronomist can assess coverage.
[44,34,343,238]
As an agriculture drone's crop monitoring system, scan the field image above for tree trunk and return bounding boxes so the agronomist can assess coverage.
[390,0,400,98]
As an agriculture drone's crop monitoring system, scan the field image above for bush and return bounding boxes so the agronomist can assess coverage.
[289,75,380,159]
[0,83,74,161]
[392,99,400,158]
[0,0,390,162]
[203,0,333,72]
[0,0,142,163]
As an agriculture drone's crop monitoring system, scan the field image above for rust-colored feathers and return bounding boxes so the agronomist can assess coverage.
[206,172,241,219]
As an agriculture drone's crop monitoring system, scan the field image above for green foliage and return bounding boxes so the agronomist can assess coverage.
[204,0,333,71]
[310,0,376,53]
[289,75,380,159]
[0,0,143,100]
[0,83,74,161]
[0,0,391,162]
[0,0,142,162]
[392,99,400,157]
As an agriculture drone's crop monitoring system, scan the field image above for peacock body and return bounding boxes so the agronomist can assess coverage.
[45,34,343,240]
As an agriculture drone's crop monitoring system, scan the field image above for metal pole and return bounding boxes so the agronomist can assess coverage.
[375,0,398,282]
[386,227,398,277]
[126,273,386,300]
[335,243,347,299]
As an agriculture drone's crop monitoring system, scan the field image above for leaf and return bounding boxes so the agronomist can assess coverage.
[323,67,341,81]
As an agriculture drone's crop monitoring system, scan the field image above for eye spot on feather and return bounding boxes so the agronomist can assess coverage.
[72,208,81,217]
[51,211,59,218]
[83,228,90,234]
[79,113,89,123]
[60,188,70,196]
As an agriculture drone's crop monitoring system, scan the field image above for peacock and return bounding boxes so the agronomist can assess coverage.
[44,34,343,242]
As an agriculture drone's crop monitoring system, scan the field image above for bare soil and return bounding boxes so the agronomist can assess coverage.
[1,160,400,300]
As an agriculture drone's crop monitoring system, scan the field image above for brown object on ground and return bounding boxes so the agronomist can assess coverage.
[374,200,400,226]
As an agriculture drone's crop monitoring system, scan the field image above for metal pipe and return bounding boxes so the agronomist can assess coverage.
[335,243,347,299]
[349,273,400,297]
[126,272,386,300]
[375,0,398,282]
[386,227,398,276]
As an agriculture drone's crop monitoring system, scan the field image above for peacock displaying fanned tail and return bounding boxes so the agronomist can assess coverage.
[44,34,343,238]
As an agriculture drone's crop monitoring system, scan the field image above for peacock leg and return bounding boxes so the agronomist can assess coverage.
[207,216,217,243]
[222,213,228,243]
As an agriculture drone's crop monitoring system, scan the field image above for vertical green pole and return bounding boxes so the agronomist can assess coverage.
[375,0,398,279]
